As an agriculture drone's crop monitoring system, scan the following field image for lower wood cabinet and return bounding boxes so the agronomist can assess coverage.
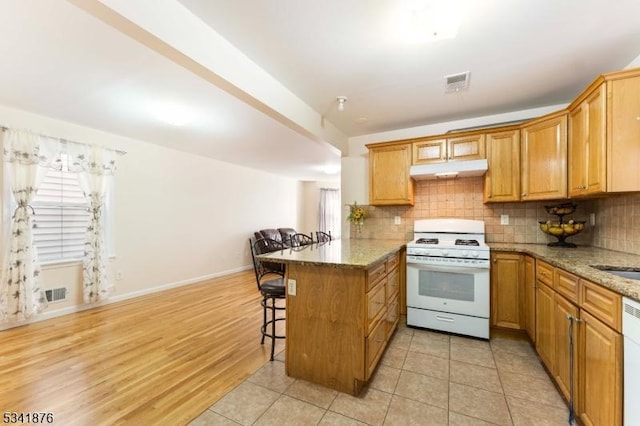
[523,255,536,341]
[286,251,401,395]
[535,281,556,371]
[523,256,623,426]
[490,252,524,329]
[553,293,579,405]
[578,309,622,426]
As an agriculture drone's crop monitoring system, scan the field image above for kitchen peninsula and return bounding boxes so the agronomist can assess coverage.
[256,239,406,395]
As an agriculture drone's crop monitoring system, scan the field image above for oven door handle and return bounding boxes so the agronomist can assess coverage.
[406,263,489,274]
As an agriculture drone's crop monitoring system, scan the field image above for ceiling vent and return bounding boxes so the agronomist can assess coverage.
[445,71,470,93]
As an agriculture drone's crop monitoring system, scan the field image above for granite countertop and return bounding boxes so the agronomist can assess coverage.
[256,239,408,269]
[490,243,640,302]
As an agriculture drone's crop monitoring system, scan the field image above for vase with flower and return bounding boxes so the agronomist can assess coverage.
[347,201,366,233]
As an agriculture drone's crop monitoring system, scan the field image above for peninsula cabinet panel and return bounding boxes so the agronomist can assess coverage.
[520,112,568,200]
[286,264,366,395]
[285,252,402,396]
[368,143,414,206]
[484,129,520,202]
[578,309,622,426]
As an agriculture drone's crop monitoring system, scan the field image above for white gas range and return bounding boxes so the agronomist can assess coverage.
[406,218,491,339]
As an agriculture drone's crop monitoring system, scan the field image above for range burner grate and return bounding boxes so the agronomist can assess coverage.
[415,238,439,245]
[455,239,480,246]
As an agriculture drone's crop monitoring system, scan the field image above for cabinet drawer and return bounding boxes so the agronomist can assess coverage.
[366,317,387,379]
[386,268,399,302]
[367,261,387,291]
[386,252,400,273]
[367,281,386,332]
[580,279,622,332]
[555,268,580,304]
[536,260,554,286]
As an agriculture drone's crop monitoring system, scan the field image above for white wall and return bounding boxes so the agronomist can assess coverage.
[0,104,299,325]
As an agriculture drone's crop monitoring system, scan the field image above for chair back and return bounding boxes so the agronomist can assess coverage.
[290,232,313,247]
[316,230,332,243]
[249,238,285,291]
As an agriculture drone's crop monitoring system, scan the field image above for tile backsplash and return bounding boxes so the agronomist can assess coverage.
[348,177,640,255]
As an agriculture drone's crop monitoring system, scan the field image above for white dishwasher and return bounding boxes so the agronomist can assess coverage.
[623,297,640,426]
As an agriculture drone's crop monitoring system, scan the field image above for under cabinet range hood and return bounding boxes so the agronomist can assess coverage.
[409,159,488,180]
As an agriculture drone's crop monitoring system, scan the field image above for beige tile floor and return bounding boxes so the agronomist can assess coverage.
[190,324,570,425]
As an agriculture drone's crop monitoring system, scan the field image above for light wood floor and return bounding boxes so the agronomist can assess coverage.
[0,270,278,425]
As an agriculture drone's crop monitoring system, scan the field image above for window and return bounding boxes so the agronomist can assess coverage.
[318,188,341,239]
[31,154,90,262]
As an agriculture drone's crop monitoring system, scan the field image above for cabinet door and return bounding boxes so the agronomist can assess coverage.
[413,139,447,164]
[578,309,622,426]
[448,134,485,161]
[554,294,579,405]
[369,144,414,206]
[521,113,568,200]
[608,75,640,192]
[490,252,523,329]
[585,84,606,194]
[484,129,520,202]
[523,255,536,342]
[568,104,587,196]
[535,281,555,372]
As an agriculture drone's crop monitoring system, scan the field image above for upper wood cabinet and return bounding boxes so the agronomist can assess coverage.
[520,111,568,201]
[568,83,606,197]
[368,143,414,206]
[569,69,640,196]
[413,133,485,164]
[484,128,520,202]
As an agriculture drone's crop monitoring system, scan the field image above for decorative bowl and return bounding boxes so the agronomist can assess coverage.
[544,203,577,216]
[539,220,586,247]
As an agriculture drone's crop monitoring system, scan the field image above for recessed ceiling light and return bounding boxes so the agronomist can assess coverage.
[151,102,196,126]
[391,1,464,43]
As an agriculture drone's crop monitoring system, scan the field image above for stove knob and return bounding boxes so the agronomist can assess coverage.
[442,250,449,257]
[462,250,469,257]
[471,251,479,258]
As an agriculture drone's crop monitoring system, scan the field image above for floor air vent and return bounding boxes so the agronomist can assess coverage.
[45,287,67,303]
[445,71,470,93]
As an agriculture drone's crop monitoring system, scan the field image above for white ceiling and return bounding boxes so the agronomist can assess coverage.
[1,1,639,181]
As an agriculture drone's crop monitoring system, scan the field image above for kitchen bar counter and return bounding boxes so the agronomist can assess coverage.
[255,238,408,268]
[256,239,407,395]
[489,243,640,301]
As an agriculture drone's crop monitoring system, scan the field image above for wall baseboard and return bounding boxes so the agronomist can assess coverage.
[0,265,253,331]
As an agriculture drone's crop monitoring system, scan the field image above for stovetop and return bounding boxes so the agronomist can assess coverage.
[406,218,490,266]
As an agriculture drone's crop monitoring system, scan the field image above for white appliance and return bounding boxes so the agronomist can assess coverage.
[406,218,490,339]
[623,297,640,426]
[409,159,488,180]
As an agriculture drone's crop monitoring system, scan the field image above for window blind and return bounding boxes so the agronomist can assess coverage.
[32,166,89,262]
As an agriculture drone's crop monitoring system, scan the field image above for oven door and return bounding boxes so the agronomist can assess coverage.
[406,262,489,318]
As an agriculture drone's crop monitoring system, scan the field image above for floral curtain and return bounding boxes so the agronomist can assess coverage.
[318,188,340,239]
[0,129,57,323]
[66,143,117,303]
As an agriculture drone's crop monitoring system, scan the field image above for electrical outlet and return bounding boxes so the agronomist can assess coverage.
[116,271,123,281]
[287,279,296,296]
[590,212,596,226]
[394,216,401,225]
[500,214,509,225]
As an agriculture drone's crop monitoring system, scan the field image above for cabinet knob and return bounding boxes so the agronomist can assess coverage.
[521,193,527,197]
